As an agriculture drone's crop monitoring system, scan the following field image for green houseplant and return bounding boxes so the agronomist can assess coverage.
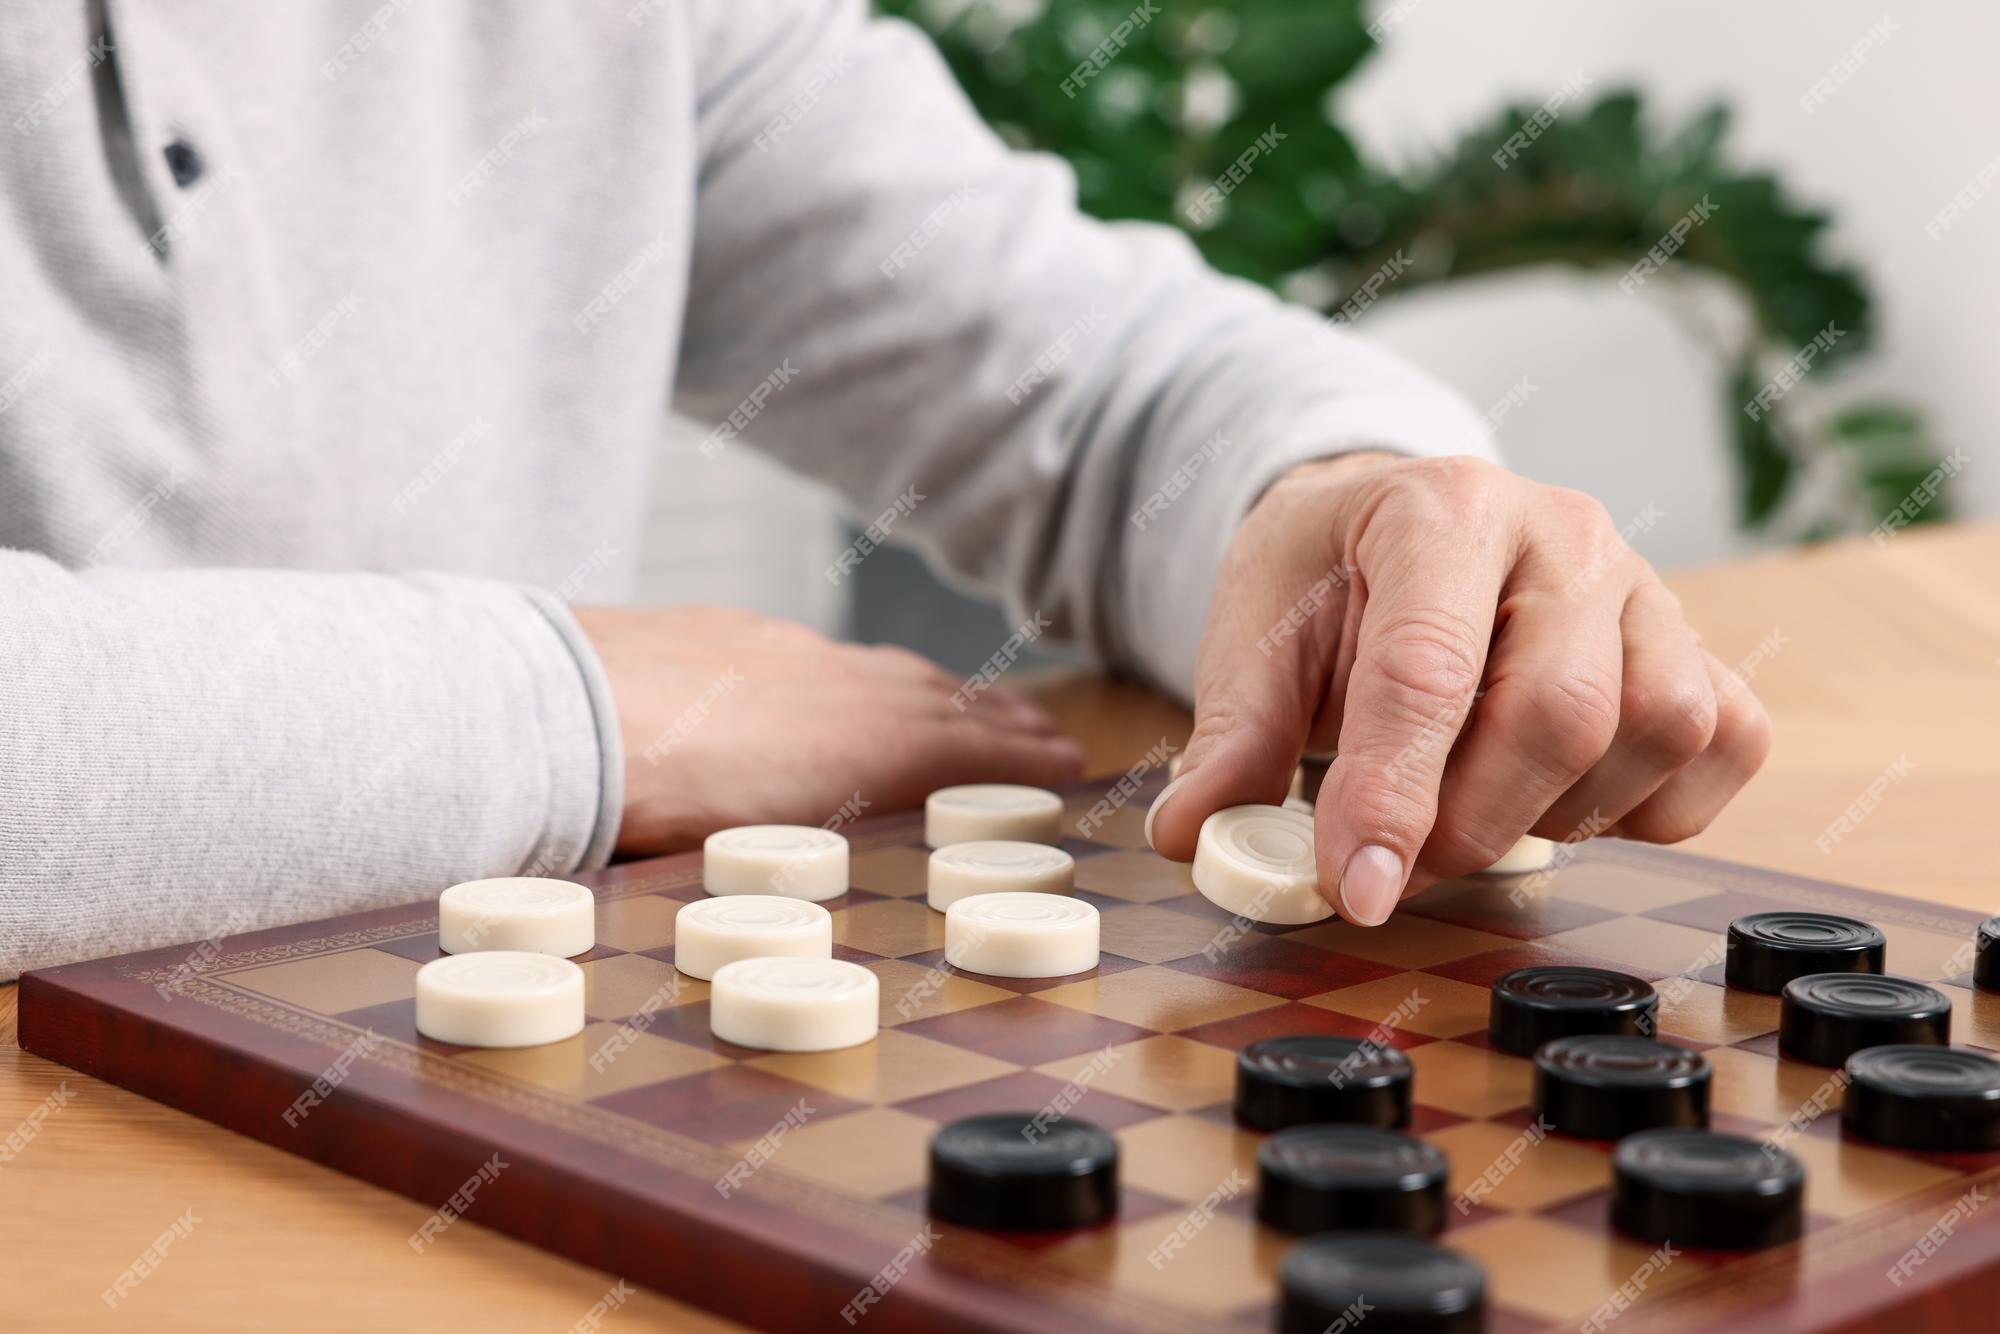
[880,0,1951,538]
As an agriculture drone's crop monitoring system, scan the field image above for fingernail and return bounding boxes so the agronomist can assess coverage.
[1144,772,1193,852]
[1339,844,1406,927]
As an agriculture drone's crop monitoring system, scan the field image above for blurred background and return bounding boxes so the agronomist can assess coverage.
[641,0,1990,674]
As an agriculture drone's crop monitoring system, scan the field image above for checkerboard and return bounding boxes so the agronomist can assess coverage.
[20,778,2000,1331]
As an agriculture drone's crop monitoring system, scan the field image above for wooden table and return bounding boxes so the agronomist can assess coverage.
[5,523,1995,1331]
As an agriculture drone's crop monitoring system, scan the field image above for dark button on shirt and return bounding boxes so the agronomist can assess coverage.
[163,140,204,187]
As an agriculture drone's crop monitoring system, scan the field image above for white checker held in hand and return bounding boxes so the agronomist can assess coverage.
[415,952,586,1048]
[702,825,850,901]
[944,892,1100,979]
[437,877,596,957]
[673,896,833,981]
[708,957,879,1052]
[1192,804,1333,925]
[924,784,1064,848]
[927,841,1075,911]
[1480,835,1559,875]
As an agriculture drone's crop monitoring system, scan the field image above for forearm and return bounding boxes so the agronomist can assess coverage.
[0,555,620,977]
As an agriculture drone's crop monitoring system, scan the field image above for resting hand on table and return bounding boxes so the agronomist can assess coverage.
[1146,452,1773,927]
[575,605,1084,856]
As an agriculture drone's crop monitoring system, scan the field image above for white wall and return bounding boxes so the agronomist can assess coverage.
[1342,0,1996,568]
[630,417,849,632]
[638,3,1991,616]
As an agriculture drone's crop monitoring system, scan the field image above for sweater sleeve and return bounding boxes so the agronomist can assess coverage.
[677,0,1498,699]
[0,554,621,977]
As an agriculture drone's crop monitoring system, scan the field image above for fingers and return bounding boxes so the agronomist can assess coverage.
[1612,648,1772,843]
[1420,580,1623,881]
[908,713,1087,798]
[1144,497,1350,860]
[1315,465,1515,924]
[1531,581,1716,840]
[973,685,1063,736]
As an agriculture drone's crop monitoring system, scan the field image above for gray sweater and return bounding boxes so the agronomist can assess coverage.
[0,1,1491,976]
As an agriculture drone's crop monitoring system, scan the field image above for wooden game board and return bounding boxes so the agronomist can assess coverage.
[20,778,2000,1332]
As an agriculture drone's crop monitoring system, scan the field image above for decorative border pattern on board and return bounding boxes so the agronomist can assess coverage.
[183,974,1191,1330]
[117,922,435,983]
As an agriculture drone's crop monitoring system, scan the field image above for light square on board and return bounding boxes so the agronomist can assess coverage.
[579,952,703,1021]
[890,1070,1168,1133]
[1641,889,1793,935]
[1879,920,1978,981]
[1426,1121,1612,1214]
[1073,851,1199,904]
[1544,858,1722,912]
[1116,1114,1262,1205]
[1701,1045,1846,1129]
[1304,971,1491,1039]
[1286,915,1516,971]
[1035,1035,1238,1113]
[1402,1042,1534,1119]
[745,1028,1017,1104]
[1943,986,2000,1050]
[1070,801,1153,851]
[1783,1133,1965,1220]
[1397,879,1623,941]
[1037,965,1282,1033]
[730,1107,935,1199]
[1536,916,1727,977]
[1095,904,1244,964]
[228,948,420,1013]
[1445,1214,1706,1323]
[866,959,1014,1027]
[830,899,946,959]
[1178,999,1435,1054]
[457,1021,727,1099]
[593,893,684,953]
[847,846,930,898]
[1654,979,1780,1046]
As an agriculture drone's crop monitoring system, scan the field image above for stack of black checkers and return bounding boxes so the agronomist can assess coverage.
[926,1114,1117,1230]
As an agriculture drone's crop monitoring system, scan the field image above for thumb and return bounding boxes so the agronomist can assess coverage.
[1146,564,1352,860]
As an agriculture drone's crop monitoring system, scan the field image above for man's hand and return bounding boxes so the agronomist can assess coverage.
[576,606,1084,856]
[1146,452,1772,926]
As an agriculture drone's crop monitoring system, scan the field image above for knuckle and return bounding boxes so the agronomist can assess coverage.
[1370,608,1486,718]
[1715,687,1775,775]
[1624,678,1717,768]
[1545,485,1613,531]
[1494,671,1620,778]
[1419,454,1505,498]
